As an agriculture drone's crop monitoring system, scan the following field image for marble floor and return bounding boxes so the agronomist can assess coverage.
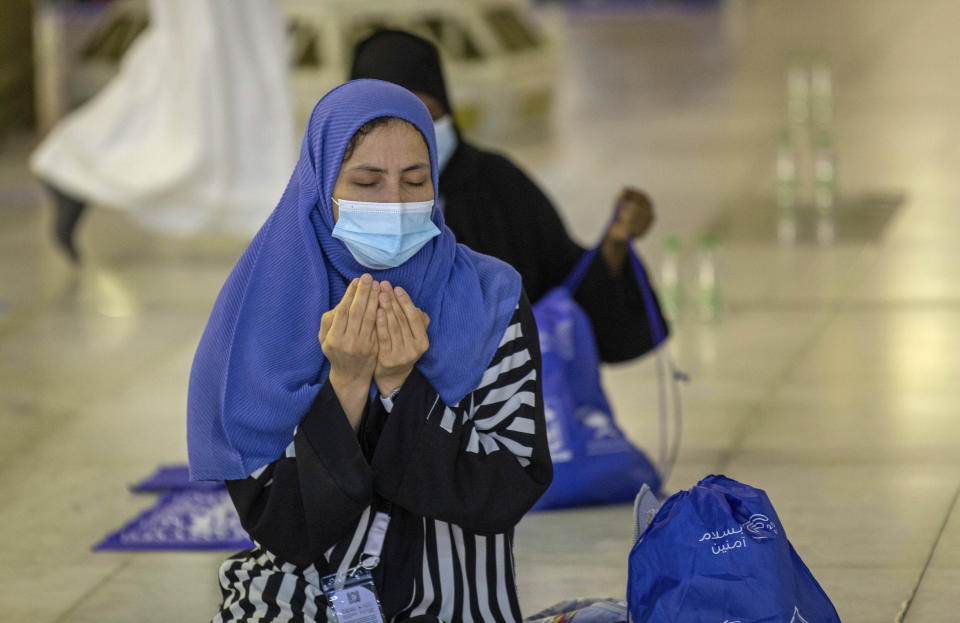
[2,0,959,621]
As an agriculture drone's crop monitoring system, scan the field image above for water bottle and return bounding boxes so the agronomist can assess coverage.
[810,51,833,130]
[697,234,720,322]
[778,206,798,247]
[786,52,811,127]
[775,129,797,210]
[660,236,683,321]
[813,129,836,215]
[775,129,798,245]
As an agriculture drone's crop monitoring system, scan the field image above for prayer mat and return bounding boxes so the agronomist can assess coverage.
[95,489,252,551]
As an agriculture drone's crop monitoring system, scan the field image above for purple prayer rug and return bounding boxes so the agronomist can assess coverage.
[95,489,253,551]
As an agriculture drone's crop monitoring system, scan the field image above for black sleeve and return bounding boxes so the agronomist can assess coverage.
[370,294,553,534]
[225,381,374,566]
[574,252,671,363]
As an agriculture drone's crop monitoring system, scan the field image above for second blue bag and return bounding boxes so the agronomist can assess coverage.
[531,244,668,510]
[628,474,841,623]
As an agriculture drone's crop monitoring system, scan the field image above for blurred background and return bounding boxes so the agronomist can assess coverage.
[1,0,959,621]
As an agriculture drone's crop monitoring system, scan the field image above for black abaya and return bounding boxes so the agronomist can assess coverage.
[440,141,668,363]
[350,29,669,362]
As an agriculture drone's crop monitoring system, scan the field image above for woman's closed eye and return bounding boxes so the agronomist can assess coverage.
[348,174,382,188]
[348,175,427,188]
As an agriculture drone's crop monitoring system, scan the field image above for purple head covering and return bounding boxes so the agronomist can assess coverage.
[187,79,521,480]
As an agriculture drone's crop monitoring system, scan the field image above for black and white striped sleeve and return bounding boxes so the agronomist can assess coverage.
[224,381,375,567]
[371,291,553,534]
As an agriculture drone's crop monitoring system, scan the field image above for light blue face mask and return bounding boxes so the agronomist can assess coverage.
[434,115,458,173]
[331,198,441,269]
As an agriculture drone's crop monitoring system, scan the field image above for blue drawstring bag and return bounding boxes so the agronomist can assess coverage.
[628,474,841,623]
[531,241,676,510]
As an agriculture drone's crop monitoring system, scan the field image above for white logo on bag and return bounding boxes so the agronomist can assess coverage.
[699,513,780,555]
[743,513,778,538]
[541,318,576,360]
[698,525,747,555]
[789,607,810,623]
[710,536,747,555]
[543,405,573,462]
[578,407,631,455]
[581,409,618,439]
[698,525,743,542]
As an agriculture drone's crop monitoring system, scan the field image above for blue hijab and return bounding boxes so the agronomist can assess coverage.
[187,80,522,481]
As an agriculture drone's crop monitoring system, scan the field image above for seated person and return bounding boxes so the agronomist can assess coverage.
[187,79,552,622]
[351,30,668,362]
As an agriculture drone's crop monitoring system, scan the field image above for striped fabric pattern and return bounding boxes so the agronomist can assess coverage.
[213,305,536,622]
[400,519,521,622]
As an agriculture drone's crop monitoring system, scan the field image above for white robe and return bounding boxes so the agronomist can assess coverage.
[30,0,294,236]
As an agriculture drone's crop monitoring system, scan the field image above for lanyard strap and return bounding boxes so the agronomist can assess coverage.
[360,510,391,566]
[332,506,392,592]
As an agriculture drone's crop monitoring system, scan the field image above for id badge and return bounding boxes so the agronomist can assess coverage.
[321,567,386,623]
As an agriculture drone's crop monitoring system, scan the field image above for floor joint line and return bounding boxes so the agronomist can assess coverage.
[896,482,960,622]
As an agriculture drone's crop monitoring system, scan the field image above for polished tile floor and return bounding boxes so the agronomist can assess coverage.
[2,1,959,621]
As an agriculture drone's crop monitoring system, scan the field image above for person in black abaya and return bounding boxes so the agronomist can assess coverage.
[350,29,668,363]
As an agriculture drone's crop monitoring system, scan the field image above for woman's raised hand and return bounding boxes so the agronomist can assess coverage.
[319,274,380,428]
[374,280,430,397]
[319,273,381,379]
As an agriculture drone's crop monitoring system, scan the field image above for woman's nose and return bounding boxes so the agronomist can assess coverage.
[382,179,403,203]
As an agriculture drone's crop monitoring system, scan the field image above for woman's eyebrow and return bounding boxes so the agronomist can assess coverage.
[348,162,428,174]
[350,164,387,174]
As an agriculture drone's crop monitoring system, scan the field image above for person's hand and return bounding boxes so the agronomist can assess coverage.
[606,187,655,244]
[601,187,655,276]
[319,274,381,381]
[374,281,430,397]
[319,274,380,427]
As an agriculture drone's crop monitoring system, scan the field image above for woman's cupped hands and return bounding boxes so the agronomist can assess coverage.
[319,273,430,398]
